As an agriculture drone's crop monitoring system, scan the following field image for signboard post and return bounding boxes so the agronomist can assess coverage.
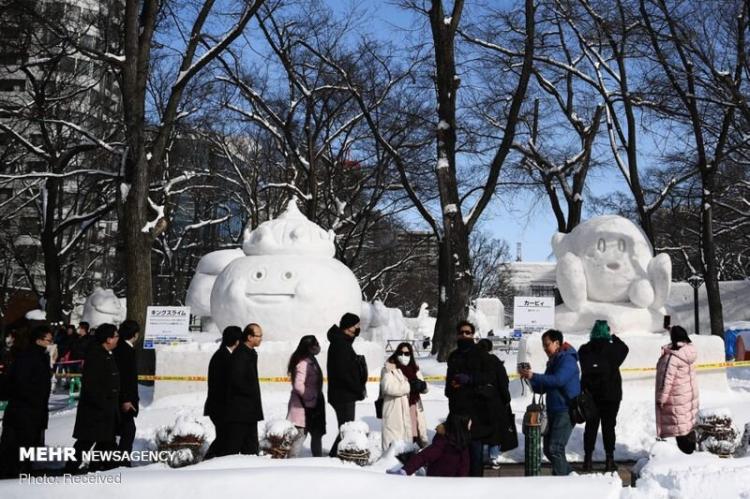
[513,296,555,332]
[143,306,191,349]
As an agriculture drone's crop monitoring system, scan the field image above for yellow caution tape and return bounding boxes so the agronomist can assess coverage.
[51,360,750,382]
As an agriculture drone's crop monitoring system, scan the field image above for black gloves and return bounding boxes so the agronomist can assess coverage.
[409,378,427,393]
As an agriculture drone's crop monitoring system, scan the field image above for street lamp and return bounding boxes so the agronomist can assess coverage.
[687,274,704,335]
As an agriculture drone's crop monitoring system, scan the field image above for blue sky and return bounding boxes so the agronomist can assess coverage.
[318,1,634,262]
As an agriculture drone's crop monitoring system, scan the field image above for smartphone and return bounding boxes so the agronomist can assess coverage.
[517,362,531,370]
[663,315,671,330]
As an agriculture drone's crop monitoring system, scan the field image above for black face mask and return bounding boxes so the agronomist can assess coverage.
[353,327,361,337]
[456,338,474,351]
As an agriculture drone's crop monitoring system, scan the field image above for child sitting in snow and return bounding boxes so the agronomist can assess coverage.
[387,415,471,477]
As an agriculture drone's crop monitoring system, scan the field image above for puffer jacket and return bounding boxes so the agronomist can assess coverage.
[380,361,428,450]
[655,342,699,438]
[529,343,581,415]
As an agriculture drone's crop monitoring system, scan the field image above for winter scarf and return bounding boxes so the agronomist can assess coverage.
[397,362,421,405]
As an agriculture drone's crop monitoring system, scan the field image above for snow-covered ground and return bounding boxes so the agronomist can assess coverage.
[3,353,750,498]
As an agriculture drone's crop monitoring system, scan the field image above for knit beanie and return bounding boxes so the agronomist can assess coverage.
[590,320,611,341]
[339,313,360,330]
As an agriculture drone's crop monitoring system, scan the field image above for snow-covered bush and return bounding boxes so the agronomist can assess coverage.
[155,414,208,468]
[696,408,741,456]
[260,419,299,459]
[337,421,371,466]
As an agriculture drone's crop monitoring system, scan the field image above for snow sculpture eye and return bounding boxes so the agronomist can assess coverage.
[252,268,267,281]
[282,270,295,281]
[597,238,606,252]
[618,238,626,252]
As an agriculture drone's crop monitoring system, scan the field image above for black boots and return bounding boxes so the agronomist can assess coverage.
[582,453,593,472]
[604,455,618,472]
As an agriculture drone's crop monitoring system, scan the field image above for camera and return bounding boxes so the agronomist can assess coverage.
[517,362,531,370]
[663,315,671,330]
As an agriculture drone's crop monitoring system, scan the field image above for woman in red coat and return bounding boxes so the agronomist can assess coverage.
[389,415,471,477]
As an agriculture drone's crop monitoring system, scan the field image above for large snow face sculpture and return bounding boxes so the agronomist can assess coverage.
[210,200,362,341]
[185,248,244,317]
[82,287,126,328]
[552,215,671,334]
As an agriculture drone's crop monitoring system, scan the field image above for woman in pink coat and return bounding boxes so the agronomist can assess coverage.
[655,326,699,439]
[286,335,326,457]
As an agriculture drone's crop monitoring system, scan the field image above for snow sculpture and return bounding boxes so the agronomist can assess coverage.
[185,248,244,316]
[361,300,409,343]
[82,287,126,328]
[210,199,362,341]
[552,215,672,334]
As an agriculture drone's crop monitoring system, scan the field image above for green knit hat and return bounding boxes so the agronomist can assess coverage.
[590,320,611,340]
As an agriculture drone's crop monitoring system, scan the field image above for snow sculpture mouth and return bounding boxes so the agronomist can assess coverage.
[244,293,295,305]
[606,262,621,271]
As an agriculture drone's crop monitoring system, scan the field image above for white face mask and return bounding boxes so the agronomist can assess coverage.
[397,354,410,366]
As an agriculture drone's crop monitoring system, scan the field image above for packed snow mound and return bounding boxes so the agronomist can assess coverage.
[552,215,672,334]
[211,199,361,341]
[264,419,298,440]
[360,300,409,342]
[185,248,244,316]
[623,440,750,499]
[242,199,336,258]
[81,287,126,328]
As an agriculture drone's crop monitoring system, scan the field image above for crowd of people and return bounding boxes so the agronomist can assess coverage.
[0,320,141,477]
[0,311,701,479]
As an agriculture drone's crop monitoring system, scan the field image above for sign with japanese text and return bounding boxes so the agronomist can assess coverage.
[143,306,191,349]
[513,296,555,332]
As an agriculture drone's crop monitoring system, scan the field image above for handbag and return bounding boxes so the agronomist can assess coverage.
[567,390,599,425]
[374,397,383,419]
[523,393,548,436]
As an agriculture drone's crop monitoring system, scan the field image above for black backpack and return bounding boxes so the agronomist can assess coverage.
[579,347,612,397]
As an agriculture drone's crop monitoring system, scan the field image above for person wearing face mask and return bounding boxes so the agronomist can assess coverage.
[327,312,367,457]
[380,342,428,451]
[286,335,326,457]
[445,320,496,476]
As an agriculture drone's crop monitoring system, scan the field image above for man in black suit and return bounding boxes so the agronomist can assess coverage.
[203,325,242,459]
[113,320,140,466]
[224,323,264,455]
[69,323,120,473]
[0,325,53,478]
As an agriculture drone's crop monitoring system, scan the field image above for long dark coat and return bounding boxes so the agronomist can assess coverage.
[225,343,263,423]
[578,335,629,402]
[445,344,496,440]
[204,346,232,422]
[113,340,139,412]
[326,326,365,405]
[483,355,516,449]
[3,344,51,431]
[73,344,120,442]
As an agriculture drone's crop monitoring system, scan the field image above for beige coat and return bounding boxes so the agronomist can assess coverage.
[380,361,428,450]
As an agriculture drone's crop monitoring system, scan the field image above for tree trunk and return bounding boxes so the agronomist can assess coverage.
[433,229,473,361]
[700,170,724,338]
[41,177,63,323]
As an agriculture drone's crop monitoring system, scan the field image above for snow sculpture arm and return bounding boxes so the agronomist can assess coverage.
[627,278,655,308]
[647,253,672,309]
[556,253,587,311]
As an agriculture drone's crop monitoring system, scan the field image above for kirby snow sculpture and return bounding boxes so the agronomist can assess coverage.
[553,215,671,334]
[185,248,245,317]
[82,287,126,328]
[210,199,362,341]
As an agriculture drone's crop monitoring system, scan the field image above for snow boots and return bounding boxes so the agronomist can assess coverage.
[604,455,618,472]
[582,453,593,472]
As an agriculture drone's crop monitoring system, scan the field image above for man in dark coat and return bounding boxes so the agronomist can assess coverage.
[68,321,91,371]
[578,320,629,472]
[69,323,120,473]
[445,321,496,476]
[326,312,366,457]
[0,325,52,478]
[224,323,264,455]
[113,320,140,466]
[204,325,242,458]
[477,338,515,468]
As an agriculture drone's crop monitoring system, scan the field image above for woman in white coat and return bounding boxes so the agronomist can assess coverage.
[380,342,429,451]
